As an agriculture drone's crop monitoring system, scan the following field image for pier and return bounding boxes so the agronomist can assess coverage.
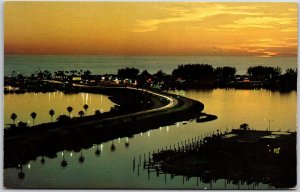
[136,129,296,189]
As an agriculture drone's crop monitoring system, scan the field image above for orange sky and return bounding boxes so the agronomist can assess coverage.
[4,2,298,57]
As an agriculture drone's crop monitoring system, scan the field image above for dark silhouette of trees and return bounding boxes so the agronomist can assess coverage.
[279,68,297,90]
[172,64,215,88]
[138,70,152,88]
[56,115,70,122]
[118,67,140,80]
[49,109,55,122]
[17,121,28,128]
[214,66,236,86]
[83,104,89,115]
[10,113,17,124]
[67,106,73,117]
[30,112,37,126]
[95,110,101,116]
[247,66,281,81]
[78,110,84,117]
[240,123,250,130]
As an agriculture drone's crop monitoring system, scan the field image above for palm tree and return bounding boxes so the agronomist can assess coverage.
[83,104,89,115]
[49,109,55,122]
[10,113,17,124]
[30,112,37,126]
[67,106,73,118]
[78,110,84,118]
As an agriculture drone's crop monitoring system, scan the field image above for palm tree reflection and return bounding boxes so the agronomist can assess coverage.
[125,137,129,148]
[111,141,116,152]
[61,151,68,168]
[18,165,25,179]
[95,144,101,156]
[79,149,85,164]
[41,156,45,164]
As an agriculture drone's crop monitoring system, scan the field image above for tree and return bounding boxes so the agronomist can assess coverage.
[56,115,70,122]
[78,110,84,117]
[30,112,37,126]
[117,67,140,80]
[240,123,250,131]
[49,109,55,122]
[10,113,17,124]
[95,110,101,116]
[67,106,73,117]
[83,104,89,115]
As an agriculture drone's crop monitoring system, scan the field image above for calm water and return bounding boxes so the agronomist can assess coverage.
[4,89,297,189]
[4,92,115,127]
[4,55,297,76]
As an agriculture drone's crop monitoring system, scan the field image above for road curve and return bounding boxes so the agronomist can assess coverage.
[43,80,179,119]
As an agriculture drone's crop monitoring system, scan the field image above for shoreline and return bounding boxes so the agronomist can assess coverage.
[4,86,206,168]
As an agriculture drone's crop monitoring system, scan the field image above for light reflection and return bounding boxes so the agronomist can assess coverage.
[61,152,64,156]
[167,126,169,132]
[118,138,121,143]
[140,132,143,136]
[147,131,150,137]
[176,122,179,127]
[100,144,103,151]
[28,164,30,169]
[70,152,73,157]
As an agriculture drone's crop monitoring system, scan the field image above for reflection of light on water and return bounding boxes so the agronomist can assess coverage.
[28,164,31,169]
[85,93,89,104]
[61,152,64,156]
[81,93,85,104]
[70,152,73,157]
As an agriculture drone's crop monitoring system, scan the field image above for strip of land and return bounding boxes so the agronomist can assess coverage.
[4,84,205,168]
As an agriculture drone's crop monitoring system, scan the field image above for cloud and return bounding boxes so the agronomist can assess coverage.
[132,4,264,32]
[219,16,297,30]
[216,38,297,57]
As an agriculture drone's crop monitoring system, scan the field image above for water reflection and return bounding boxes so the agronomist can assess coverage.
[4,89,296,189]
[4,92,115,126]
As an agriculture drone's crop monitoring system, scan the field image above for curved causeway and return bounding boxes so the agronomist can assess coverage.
[4,85,205,168]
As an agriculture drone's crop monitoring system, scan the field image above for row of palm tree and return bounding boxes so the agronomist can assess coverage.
[10,104,91,126]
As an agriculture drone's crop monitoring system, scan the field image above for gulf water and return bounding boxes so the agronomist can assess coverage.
[4,55,297,76]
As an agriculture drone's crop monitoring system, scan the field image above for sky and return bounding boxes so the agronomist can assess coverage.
[4,2,298,57]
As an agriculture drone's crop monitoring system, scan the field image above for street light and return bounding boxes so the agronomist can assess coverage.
[264,119,273,131]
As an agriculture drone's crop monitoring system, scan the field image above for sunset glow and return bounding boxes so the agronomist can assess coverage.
[4,2,298,57]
